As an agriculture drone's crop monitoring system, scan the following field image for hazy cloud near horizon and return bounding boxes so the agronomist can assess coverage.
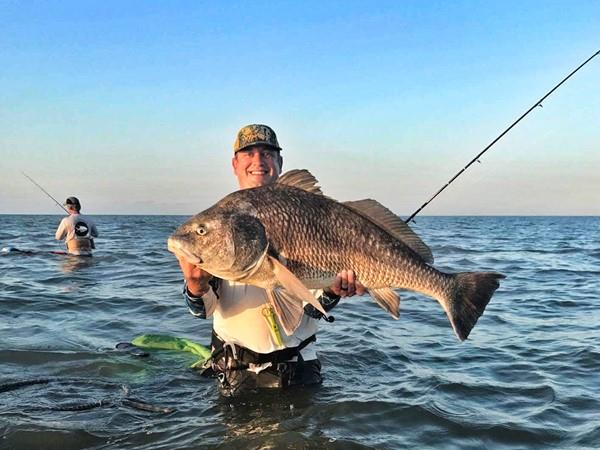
[1,1,598,216]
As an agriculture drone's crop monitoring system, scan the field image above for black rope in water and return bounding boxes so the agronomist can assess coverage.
[49,399,114,411]
[0,378,176,414]
[0,378,52,393]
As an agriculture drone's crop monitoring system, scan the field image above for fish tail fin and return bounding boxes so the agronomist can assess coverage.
[445,272,505,341]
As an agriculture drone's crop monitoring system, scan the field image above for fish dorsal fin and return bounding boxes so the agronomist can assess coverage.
[343,199,434,264]
[277,169,323,195]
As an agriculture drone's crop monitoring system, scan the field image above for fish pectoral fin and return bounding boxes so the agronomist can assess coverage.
[268,256,327,316]
[265,289,305,336]
[369,288,401,319]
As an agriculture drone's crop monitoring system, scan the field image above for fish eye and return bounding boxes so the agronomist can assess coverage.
[196,225,207,236]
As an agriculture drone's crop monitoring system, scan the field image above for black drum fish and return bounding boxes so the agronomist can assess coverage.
[168,169,505,339]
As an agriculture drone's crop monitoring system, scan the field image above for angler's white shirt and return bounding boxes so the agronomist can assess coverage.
[203,280,320,360]
[55,213,98,255]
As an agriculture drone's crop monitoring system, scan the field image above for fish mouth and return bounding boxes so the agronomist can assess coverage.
[167,237,203,265]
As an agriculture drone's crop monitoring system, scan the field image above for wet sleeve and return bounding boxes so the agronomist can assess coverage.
[91,223,99,238]
[55,219,67,240]
[183,282,207,319]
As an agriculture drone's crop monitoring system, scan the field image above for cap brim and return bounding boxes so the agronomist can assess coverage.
[235,142,282,153]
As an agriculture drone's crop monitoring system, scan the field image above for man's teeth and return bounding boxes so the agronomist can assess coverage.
[249,171,267,175]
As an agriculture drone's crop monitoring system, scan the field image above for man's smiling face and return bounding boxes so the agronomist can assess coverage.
[232,145,283,189]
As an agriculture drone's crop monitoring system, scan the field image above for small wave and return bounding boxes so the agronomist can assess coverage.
[438,379,556,402]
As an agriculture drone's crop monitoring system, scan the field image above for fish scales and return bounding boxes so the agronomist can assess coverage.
[235,184,450,296]
[168,169,505,340]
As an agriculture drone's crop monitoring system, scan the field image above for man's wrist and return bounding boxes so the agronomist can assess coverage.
[183,282,208,319]
[185,280,210,298]
[321,291,341,309]
[322,289,341,302]
[184,281,209,298]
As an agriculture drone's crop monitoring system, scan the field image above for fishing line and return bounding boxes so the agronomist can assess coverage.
[405,49,600,224]
[21,171,70,214]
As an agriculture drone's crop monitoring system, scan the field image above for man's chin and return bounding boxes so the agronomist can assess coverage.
[245,175,272,188]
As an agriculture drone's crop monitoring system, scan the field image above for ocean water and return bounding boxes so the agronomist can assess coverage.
[0,214,598,450]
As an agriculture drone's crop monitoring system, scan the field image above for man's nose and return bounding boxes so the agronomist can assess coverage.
[251,152,266,163]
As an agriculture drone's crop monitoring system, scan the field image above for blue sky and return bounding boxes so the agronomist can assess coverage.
[1,1,598,215]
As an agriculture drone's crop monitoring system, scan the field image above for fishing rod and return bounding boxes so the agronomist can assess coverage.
[21,171,70,214]
[405,49,600,224]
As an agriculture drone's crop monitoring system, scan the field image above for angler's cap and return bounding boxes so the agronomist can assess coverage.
[64,196,81,210]
[233,124,281,153]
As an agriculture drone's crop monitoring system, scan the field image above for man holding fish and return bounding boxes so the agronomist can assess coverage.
[174,124,365,396]
[169,123,504,396]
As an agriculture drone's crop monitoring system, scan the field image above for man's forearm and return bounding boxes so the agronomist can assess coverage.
[185,278,211,297]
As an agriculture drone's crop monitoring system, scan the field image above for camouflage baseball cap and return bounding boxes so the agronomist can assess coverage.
[233,124,281,153]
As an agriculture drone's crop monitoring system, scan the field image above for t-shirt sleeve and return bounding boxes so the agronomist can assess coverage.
[55,219,67,240]
[91,222,99,238]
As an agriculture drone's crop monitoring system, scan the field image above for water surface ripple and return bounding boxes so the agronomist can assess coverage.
[1,215,598,449]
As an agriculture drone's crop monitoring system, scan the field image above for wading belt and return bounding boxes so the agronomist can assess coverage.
[211,330,316,366]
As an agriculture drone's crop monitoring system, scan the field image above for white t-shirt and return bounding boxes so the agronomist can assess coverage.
[203,280,321,361]
[55,213,98,255]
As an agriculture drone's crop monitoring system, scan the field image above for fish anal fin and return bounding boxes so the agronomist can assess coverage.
[277,169,323,195]
[343,199,434,264]
[265,289,305,336]
[370,288,401,319]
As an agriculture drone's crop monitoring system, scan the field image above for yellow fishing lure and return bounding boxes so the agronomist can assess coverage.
[262,305,283,346]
